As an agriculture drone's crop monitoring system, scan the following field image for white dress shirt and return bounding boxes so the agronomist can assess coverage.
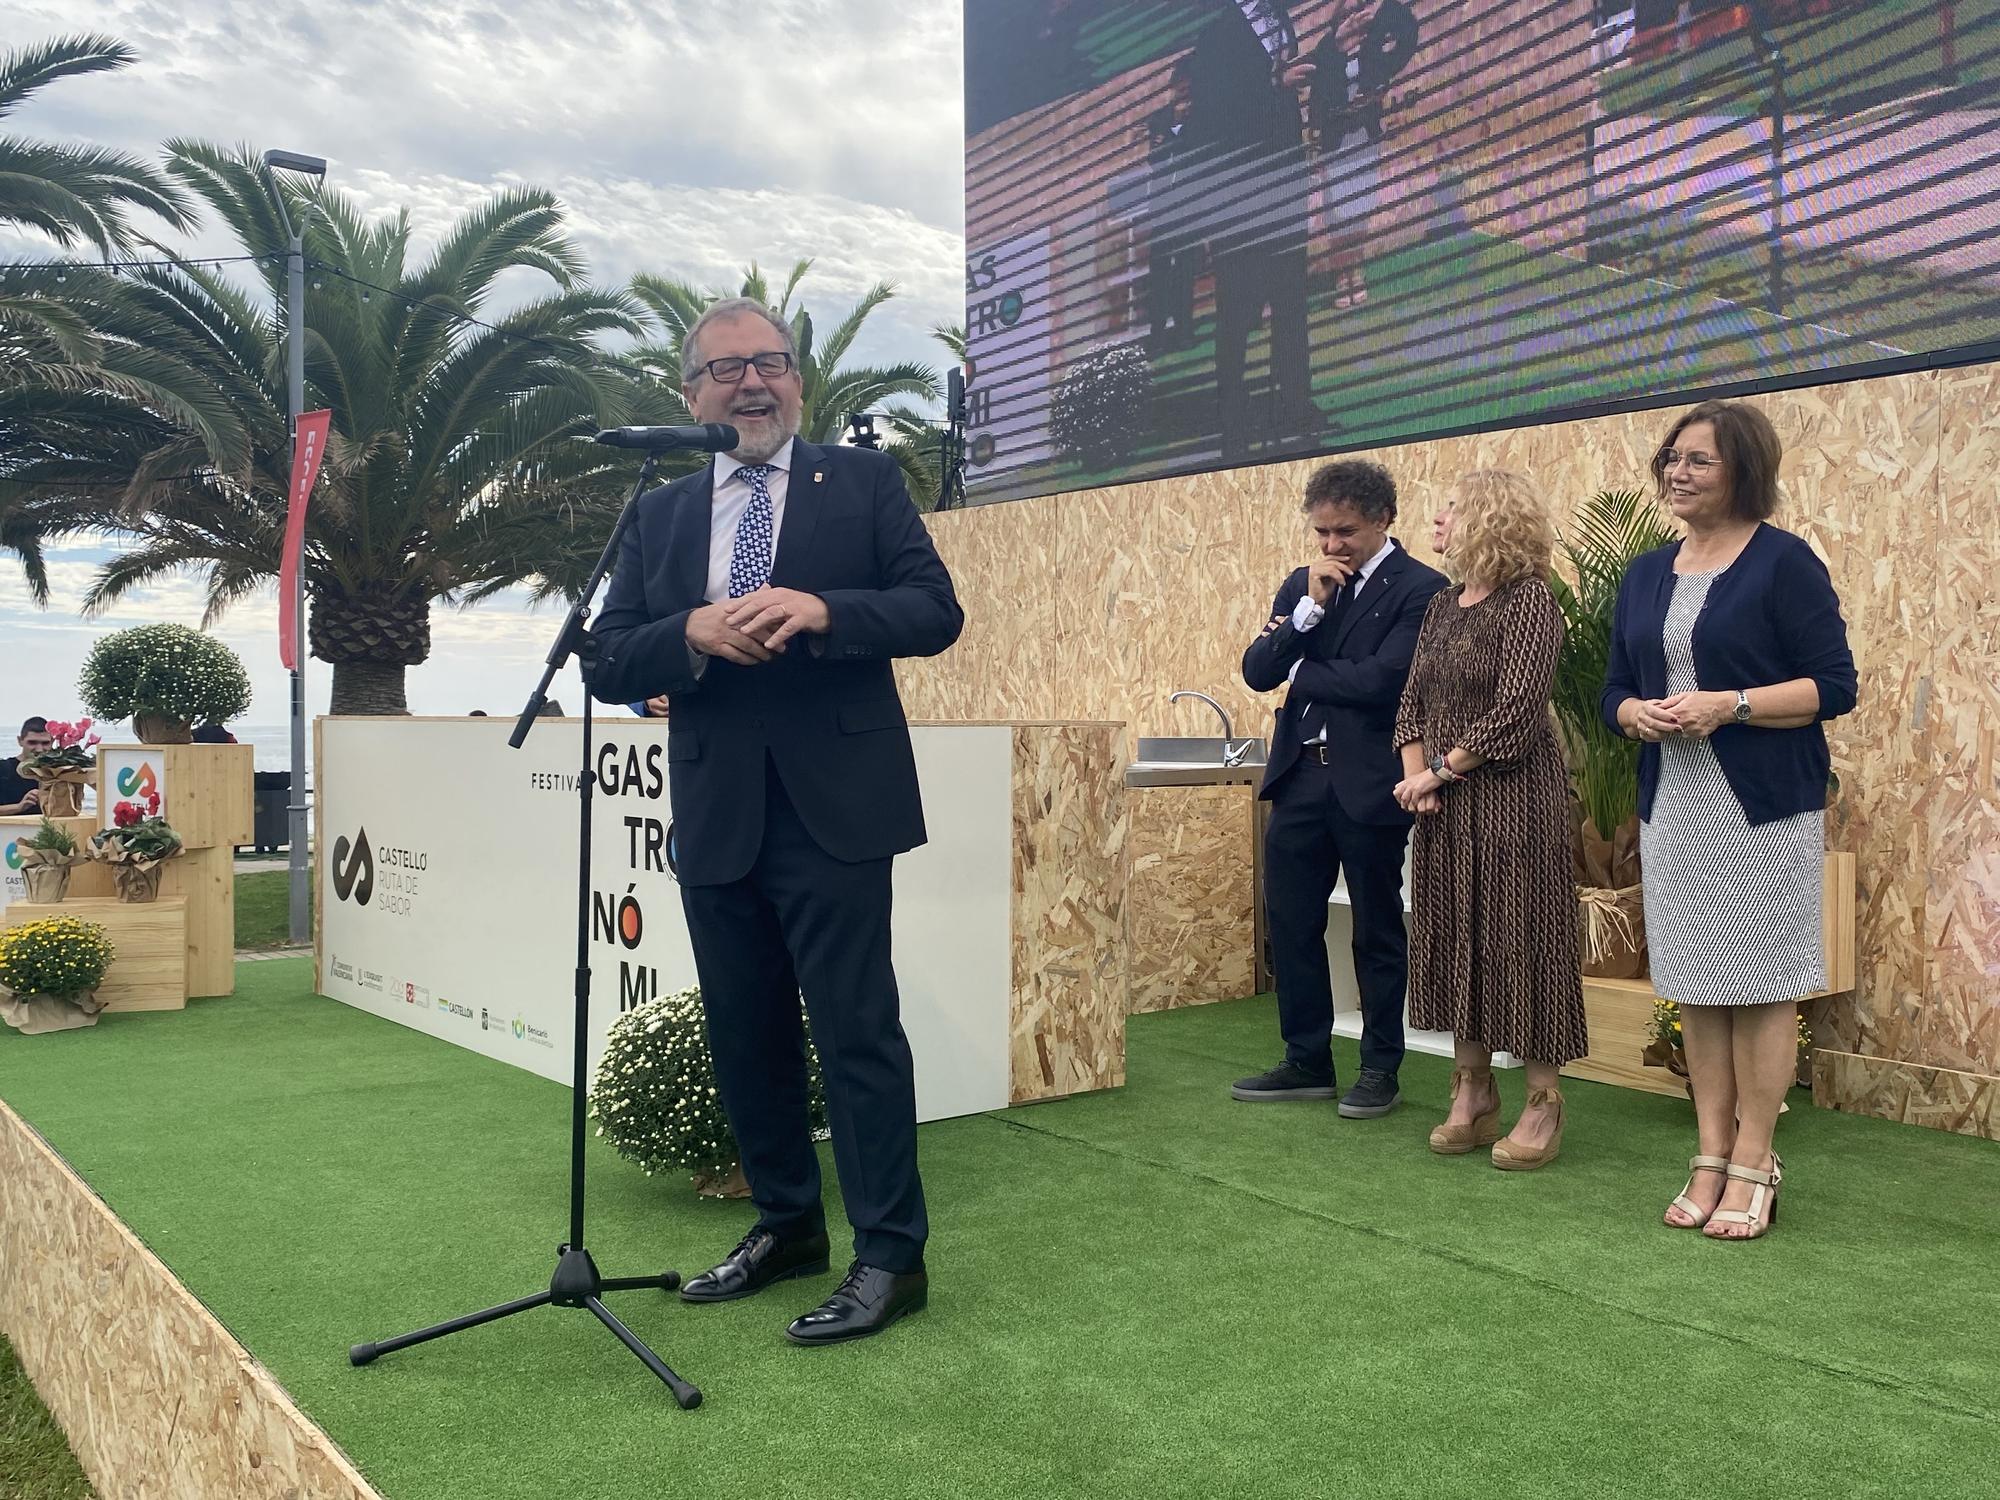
[705,438,795,604]
[1287,536,1398,738]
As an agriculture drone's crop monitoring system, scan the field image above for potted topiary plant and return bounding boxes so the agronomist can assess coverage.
[17,718,100,818]
[17,819,88,903]
[79,624,252,745]
[1049,342,1152,474]
[0,914,117,1034]
[90,792,183,902]
[1548,488,1680,977]
[590,985,828,1198]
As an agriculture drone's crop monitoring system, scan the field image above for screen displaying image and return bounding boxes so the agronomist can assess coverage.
[963,0,2000,501]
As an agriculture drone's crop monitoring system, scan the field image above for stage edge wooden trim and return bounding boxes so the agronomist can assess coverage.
[1811,1049,2000,1142]
[0,1099,384,1500]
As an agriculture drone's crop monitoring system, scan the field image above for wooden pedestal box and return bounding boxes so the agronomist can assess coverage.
[2,896,188,1012]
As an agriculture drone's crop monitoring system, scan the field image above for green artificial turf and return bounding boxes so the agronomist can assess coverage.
[234,869,311,950]
[2,959,1995,1499]
[0,1336,94,1499]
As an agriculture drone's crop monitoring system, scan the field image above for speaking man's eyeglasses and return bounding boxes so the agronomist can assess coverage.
[700,352,794,384]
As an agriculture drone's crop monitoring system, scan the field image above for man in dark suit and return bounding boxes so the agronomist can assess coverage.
[588,298,963,1345]
[1238,460,1446,1116]
[1144,59,1200,355]
[1178,0,1315,457]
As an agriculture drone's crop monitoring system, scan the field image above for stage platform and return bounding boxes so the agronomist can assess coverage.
[2,958,1997,1499]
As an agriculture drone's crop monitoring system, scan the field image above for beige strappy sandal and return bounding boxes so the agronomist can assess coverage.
[1665,1155,1730,1228]
[1428,1066,1501,1155]
[1704,1155,1783,1240]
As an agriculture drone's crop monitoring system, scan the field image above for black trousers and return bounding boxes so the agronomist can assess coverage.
[678,759,926,1273]
[1149,236,1199,353]
[1212,239,1311,458]
[1262,757,1410,1078]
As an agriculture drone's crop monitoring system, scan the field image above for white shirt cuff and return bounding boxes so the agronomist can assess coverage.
[1291,595,1325,631]
[1287,658,1303,686]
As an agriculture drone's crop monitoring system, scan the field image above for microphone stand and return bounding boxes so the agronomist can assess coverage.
[348,446,701,1408]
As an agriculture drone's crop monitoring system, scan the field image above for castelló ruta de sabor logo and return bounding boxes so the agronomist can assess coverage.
[332,828,375,906]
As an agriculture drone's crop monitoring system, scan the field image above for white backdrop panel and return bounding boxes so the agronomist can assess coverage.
[316,717,1013,1123]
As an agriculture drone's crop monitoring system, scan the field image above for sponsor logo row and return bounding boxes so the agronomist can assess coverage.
[325,952,554,1049]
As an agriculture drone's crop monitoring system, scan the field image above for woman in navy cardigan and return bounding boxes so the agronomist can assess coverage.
[1601,401,1856,1241]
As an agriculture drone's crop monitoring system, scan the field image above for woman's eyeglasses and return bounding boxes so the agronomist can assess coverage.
[1657,449,1719,473]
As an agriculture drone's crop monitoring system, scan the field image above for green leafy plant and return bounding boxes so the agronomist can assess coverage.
[22,819,78,855]
[0,915,115,998]
[1548,488,1681,842]
[79,623,250,728]
[590,985,826,1188]
[1049,342,1151,471]
[17,718,98,776]
[91,793,182,863]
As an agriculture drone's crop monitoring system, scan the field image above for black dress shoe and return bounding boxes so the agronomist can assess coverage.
[679,1226,830,1303]
[784,1260,927,1345]
[1231,1060,1337,1101]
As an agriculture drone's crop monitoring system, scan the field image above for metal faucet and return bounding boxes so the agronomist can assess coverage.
[1169,690,1254,767]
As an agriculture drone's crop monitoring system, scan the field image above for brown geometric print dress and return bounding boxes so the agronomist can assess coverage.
[1391,575,1589,1064]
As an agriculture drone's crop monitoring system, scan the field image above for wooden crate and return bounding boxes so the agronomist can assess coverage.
[95,744,254,850]
[3,896,188,1012]
[2,817,114,902]
[158,846,234,998]
[1564,852,1857,1094]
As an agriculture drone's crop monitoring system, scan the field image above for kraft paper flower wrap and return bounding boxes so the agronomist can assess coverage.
[590,985,829,1198]
[0,914,116,1034]
[16,819,88,903]
[91,792,183,902]
[17,718,100,819]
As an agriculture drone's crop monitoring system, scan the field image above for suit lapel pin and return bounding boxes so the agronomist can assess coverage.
[813,471,823,483]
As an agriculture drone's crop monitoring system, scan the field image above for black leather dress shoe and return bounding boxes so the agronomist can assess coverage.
[679,1226,830,1303]
[784,1260,927,1345]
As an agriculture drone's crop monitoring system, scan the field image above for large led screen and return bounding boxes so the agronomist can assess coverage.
[963,0,2000,501]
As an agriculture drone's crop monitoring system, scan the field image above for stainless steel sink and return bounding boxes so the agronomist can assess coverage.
[1124,735,1268,788]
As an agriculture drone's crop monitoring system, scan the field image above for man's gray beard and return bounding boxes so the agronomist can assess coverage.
[730,414,800,464]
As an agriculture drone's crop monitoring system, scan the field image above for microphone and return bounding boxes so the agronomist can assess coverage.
[593,423,740,452]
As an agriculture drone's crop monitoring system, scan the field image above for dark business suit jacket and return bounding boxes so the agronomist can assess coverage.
[1243,543,1449,824]
[587,442,963,885]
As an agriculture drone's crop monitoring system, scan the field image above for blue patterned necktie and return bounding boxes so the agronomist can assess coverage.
[726,463,776,598]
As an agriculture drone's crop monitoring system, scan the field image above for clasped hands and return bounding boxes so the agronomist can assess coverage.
[1626,690,1734,742]
[686,587,831,666]
[1391,767,1443,815]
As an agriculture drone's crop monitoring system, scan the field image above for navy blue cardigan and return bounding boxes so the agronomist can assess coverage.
[1599,524,1857,826]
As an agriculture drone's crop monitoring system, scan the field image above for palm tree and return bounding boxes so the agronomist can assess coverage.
[10,142,644,713]
[0,33,194,594]
[482,261,945,602]
[879,322,965,511]
[628,260,940,446]
[0,34,192,253]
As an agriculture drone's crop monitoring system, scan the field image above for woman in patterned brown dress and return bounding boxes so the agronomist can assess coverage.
[1392,470,1588,1169]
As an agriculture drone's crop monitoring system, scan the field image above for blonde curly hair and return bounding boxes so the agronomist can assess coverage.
[1444,470,1553,589]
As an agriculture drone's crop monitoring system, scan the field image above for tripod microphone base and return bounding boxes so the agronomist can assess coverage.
[349,1243,699,1408]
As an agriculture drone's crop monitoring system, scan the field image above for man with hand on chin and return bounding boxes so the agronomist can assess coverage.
[1239,460,1446,1118]
[588,298,962,1345]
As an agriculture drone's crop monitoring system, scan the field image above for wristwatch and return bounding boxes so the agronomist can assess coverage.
[1733,690,1752,724]
[1427,751,1463,784]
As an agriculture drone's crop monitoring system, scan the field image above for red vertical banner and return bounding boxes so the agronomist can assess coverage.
[279,410,332,671]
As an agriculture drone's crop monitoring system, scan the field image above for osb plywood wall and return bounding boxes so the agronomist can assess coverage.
[0,1100,382,1499]
[899,367,2000,1138]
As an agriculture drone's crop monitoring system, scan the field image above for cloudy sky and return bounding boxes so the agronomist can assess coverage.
[4,0,967,742]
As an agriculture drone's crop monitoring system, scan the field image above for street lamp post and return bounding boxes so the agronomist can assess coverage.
[263,148,327,946]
